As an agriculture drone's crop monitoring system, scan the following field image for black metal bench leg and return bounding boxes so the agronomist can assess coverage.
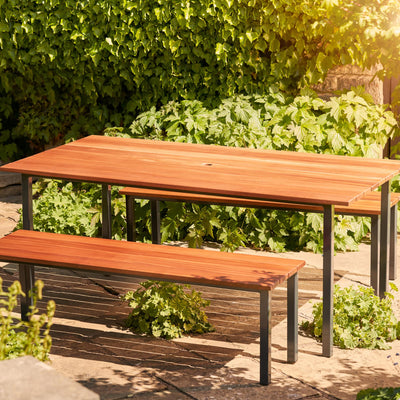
[287,273,298,364]
[390,204,397,281]
[20,174,35,321]
[379,182,391,298]
[126,197,161,244]
[150,200,161,245]
[260,291,271,385]
[126,196,136,242]
[370,215,380,293]
[102,184,112,239]
[19,263,35,321]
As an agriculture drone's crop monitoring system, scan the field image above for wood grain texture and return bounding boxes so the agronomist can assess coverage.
[1,136,400,206]
[0,230,305,291]
[120,187,400,216]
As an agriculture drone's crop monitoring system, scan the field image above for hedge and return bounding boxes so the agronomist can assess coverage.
[1,0,399,161]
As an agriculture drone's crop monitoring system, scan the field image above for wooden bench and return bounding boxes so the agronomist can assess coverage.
[120,188,400,290]
[0,229,305,385]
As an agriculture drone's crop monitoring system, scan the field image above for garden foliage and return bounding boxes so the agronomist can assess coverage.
[357,387,400,400]
[301,283,400,350]
[121,281,214,339]
[0,278,55,361]
[20,180,127,240]
[26,89,399,253]
[1,0,399,161]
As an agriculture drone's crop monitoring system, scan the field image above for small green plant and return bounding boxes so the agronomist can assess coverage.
[357,387,400,400]
[121,281,214,339]
[0,278,55,361]
[301,283,400,350]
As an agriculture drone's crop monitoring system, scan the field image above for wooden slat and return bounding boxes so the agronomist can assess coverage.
[0,230,305,292]
[120,187,400,216]
[1,136,400,206]
[71,136,400,180]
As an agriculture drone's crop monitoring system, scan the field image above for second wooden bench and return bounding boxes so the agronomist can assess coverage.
[120,187,400,291]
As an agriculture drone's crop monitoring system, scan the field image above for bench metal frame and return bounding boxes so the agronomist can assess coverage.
[122,186,397,358]
[16,254,298,386]
[16,178,300,386]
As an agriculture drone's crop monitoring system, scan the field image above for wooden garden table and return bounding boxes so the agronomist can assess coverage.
[2,135,400,357]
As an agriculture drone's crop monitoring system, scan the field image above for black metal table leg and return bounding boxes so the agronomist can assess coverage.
[125,196,160,244]
[20,174,35,320]
[287,273,298,364]
[390,203,397,281]
[102,184,112,239]
[322,204,334,357]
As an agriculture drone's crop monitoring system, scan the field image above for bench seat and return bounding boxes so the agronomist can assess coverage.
[120,187,400,216]
[120,187,400,288]
[0,229,306,385]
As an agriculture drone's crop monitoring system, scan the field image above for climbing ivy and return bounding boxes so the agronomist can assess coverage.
[1,0,399,161]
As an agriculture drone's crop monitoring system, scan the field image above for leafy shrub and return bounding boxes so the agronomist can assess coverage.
[357,387,400,400]
[121,87,396,157]
[121,281,214,339]
[301,284,400,350]
[0,278,55,361]
[1,0,399,161]
[26,89,398,252]
[104,88,397,252]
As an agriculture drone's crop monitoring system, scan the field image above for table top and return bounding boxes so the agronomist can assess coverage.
[2,135,400,206]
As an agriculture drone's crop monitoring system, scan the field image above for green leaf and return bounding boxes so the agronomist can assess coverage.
[306,213,322,233]
[329,99,341,122]
[246,30,258,43]
[0,22,9,32]
[269,38,280,52]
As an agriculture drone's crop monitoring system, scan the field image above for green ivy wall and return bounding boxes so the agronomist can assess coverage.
[1,0,399,161]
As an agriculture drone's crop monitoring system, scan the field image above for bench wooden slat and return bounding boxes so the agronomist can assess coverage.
[120,187,400,216]
[0,230,305,292]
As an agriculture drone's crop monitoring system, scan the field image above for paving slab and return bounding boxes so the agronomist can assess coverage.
[0,170,20,188]
[0,170,21,198]
[50,355,168,400]
[0,356,99,400]
[0,197,21,236]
